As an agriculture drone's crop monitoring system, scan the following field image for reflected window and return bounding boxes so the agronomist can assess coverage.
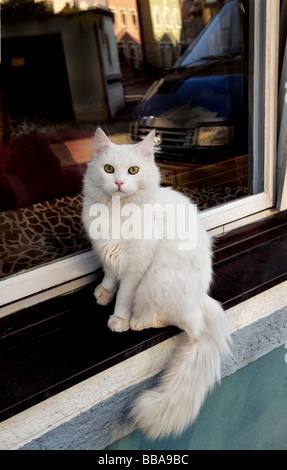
[164,8,172,32]
[173,9,182,30]
[130,9,139,28]
[119,8,127,28]
[153,6,162,30]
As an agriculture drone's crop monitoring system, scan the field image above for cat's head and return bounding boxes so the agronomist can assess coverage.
[84,128,160,201]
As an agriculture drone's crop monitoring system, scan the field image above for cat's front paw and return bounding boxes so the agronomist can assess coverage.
[108,315,129,333]
[94,284,113,306]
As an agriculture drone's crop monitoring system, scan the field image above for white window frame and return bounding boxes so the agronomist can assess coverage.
[0,0,284,311]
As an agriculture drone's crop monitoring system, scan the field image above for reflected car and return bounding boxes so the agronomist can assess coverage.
[130,0,248,163]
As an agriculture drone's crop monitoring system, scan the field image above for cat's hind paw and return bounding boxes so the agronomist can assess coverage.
[130,316,147,331]
[108,315,129,333]
[94,284,113,306]
[130,314,168,331]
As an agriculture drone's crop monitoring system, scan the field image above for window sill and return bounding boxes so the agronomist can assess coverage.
[1,210,287,449]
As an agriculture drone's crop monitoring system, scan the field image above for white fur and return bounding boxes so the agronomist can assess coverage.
[82,128,231,439]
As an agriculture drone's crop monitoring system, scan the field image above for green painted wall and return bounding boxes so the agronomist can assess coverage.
[107,345,287,450]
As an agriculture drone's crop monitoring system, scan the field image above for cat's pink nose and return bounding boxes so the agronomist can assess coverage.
[115,180,124,190]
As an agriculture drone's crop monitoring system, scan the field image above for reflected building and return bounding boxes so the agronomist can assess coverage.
[35,0,108,14]
[1,3,124,121]
[137,0,182,71]
[107,0,183,77]
[106,0,144,79]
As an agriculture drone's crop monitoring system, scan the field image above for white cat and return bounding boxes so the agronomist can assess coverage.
[82,127,230,439]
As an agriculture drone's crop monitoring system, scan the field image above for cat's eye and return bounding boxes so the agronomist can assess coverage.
[104,164,114,173]
[128,166,139,175]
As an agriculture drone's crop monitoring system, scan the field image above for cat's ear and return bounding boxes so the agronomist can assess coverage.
[93,127,111,158]
[137,129,155,159]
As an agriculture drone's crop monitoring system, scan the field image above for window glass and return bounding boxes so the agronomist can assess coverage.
[0,0,263,282]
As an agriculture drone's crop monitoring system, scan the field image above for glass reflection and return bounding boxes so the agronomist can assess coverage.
[0,0,249,278]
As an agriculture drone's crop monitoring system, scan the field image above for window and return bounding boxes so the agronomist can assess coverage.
[153,6,162,31]
[119,8,127,29]
[0,0,285,310]
[117,40,128,64]
[163,8,172,32]
[130,9,139,29]
[159,42,174,68]
[173,8,181,29]
[109,7,118,28]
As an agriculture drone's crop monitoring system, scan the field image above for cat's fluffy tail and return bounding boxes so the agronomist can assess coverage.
[129,295,230,439]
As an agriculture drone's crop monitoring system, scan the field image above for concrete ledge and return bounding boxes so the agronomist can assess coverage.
[1,281,287,450]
